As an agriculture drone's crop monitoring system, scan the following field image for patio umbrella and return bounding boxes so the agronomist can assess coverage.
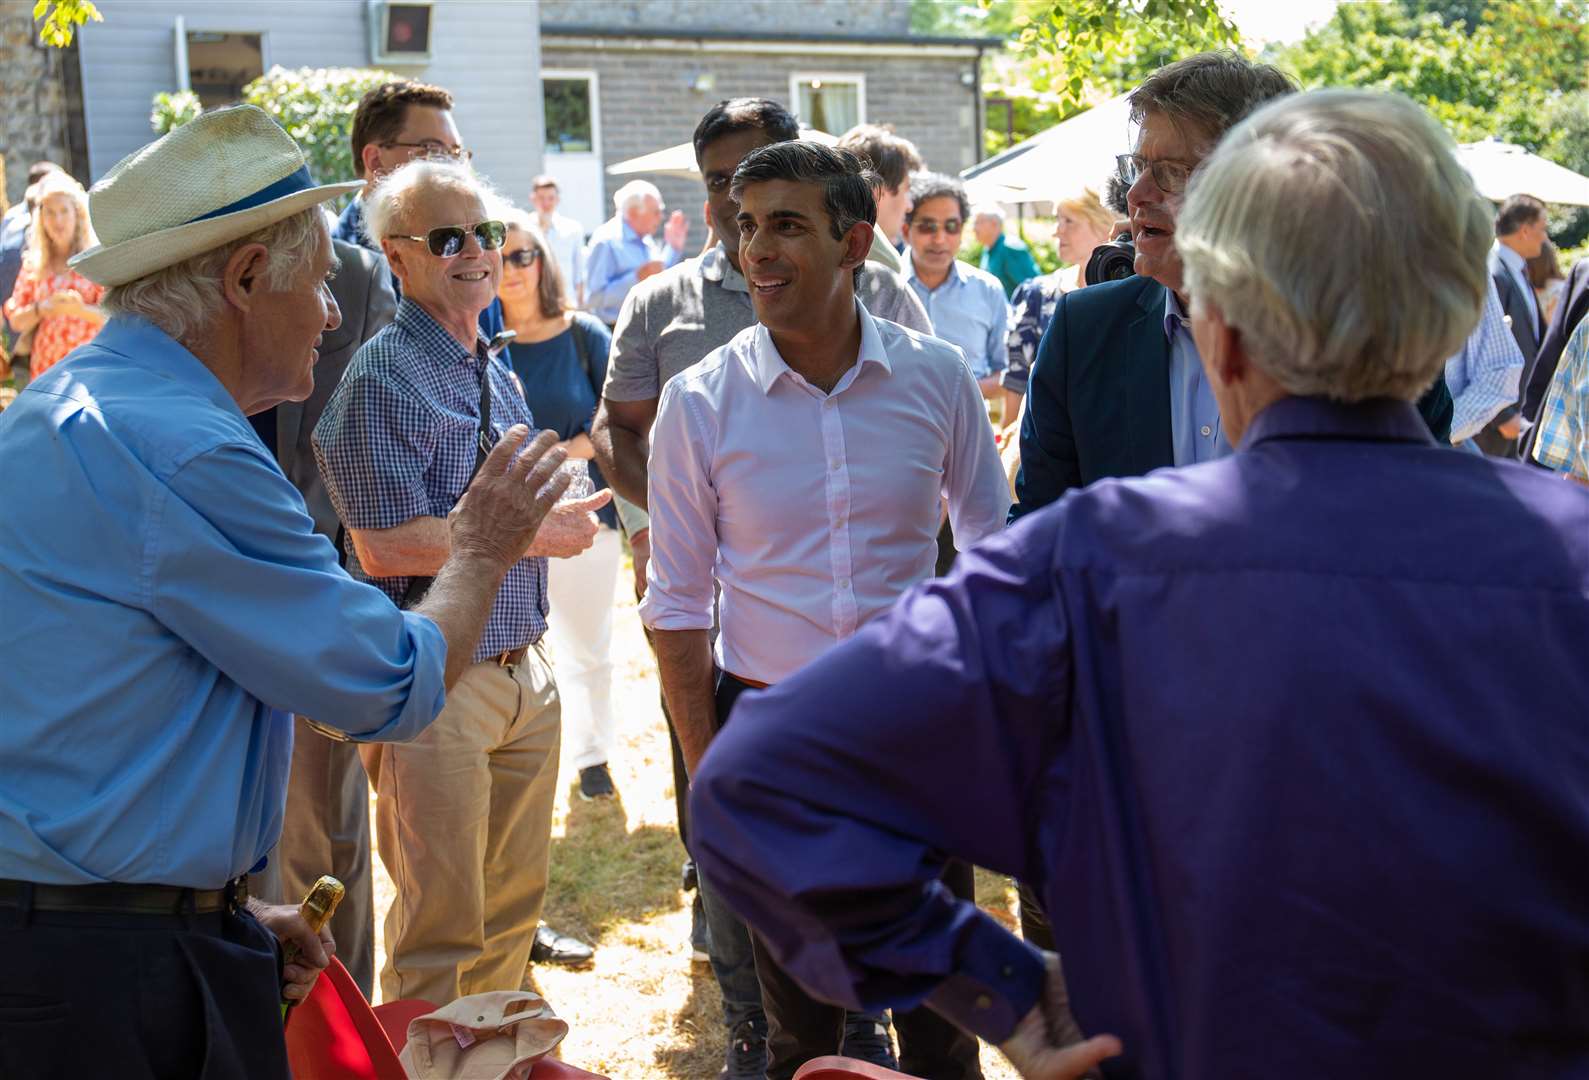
[607,128,838,179]
[959,94,1133,205]
[1456,139,1589,206]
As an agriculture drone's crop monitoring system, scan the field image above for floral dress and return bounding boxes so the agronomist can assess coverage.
[4,265,105,378]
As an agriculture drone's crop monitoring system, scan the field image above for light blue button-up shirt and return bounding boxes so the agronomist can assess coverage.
[1445,276,1525,446]
[0,317,448,888]
[584,217,684,324]
[903,256,1010,379]
[1164,288,1230,465]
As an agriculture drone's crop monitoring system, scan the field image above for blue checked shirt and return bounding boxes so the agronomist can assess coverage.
[314,298,549,661]
[1445,277,1525,445]
[1532,316,1589,481]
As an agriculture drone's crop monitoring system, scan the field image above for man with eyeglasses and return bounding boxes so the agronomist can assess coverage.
[901,173,1011,405]
[314,158,612,1006]
[1011,51,1454,522]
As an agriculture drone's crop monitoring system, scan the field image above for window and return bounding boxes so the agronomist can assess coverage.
[184,31,264,110]
[791,73,865,136]
[544,76,595,153]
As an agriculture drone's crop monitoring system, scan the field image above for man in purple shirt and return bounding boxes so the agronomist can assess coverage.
[690,90,1589,1079]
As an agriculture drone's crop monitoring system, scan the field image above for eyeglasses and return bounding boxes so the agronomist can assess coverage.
[912,219,963,236]
[393,220,507,258]
[1116,154,1196,195]
[381,139,473,162]
[503,248,541,268]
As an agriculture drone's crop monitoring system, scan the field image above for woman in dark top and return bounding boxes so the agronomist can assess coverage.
[498,214,623,802]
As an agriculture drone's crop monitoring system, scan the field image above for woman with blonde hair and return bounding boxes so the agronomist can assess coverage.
[4,170,104,379]
[495,210,626,803]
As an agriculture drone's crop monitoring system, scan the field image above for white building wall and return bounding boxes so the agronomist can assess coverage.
[77,0,544,201]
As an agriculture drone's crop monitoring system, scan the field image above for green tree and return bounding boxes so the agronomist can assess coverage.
[150,67,401,193]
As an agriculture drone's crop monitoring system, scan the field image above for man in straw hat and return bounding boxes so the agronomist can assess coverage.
[0,106,577,1078]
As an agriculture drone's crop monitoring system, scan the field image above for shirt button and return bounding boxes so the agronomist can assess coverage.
[1200,425,1212,437]
[830,460,841,471]
[974,994,992,1010]
[839,579,851,590]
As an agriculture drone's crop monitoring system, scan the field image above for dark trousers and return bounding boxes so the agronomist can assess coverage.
[717,672,984,1080]
[0,898,288,1079]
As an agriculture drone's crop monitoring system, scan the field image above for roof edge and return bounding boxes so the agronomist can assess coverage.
[541,24,1001,48]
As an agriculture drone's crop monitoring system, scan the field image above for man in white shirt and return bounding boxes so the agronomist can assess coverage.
[531,174,587,308]
[640,140,1010,1080]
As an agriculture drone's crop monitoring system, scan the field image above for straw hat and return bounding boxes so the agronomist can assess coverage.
[70,105,362,287]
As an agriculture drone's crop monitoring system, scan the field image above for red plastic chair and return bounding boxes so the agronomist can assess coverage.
[793,1056,924,1079]
[284,956,608,1079]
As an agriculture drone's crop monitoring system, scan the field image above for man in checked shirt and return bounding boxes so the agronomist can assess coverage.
[315,158,609,1005]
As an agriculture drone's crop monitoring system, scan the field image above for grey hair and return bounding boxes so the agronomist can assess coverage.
[613,179,661,215]
[1129,50,1297,151]
[364,158,504,244]
[101,206,330,343]
[1178,89,1491,402]
[971,203,1006,225]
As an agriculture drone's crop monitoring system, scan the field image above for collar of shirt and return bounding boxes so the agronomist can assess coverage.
[745,299,893,395]
[1163,286,1193,342]
[1493,240,1526,279]
[700,244,751,295]
[1242,395,1435,451]
[903,252,965,293]
[393,296,491,366]
[93,315,243,417]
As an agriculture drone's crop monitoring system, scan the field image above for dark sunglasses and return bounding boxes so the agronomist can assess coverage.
[393,220,507,258]
[912,218,963,236]
[503,248,542,268]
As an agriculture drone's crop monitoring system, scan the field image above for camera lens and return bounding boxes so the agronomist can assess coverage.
[1085,240,1136,286]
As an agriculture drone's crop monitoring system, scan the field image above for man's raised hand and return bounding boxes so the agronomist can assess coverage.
[448,426,569,570]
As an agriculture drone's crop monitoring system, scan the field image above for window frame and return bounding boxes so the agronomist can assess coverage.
[788,71,867,134]
[541,68,603,157]
[174,17,270,102]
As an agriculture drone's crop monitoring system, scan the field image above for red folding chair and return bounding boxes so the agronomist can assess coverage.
[284,956,608,1079]
[793,1056,924,1079]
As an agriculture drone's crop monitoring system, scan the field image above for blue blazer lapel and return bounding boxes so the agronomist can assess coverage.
[1121,278,1175,474]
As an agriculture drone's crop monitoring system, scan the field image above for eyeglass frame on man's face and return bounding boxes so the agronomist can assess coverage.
[391,220,507,258]
[381,139,473,163]
[1116,153,1196,196]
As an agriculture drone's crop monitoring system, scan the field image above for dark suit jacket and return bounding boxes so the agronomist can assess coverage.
[1489,245,1544,365]
[1011,274,1454,518]
[276,239,398,539]
[1520,257,1589,444]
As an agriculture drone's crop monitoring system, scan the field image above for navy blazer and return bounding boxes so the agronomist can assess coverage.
[1489,245,1544,364]
[1520,257,1589,445]
[1011,274,1455,519]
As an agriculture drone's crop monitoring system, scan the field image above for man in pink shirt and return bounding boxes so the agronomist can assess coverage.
[640,141,1009,1080]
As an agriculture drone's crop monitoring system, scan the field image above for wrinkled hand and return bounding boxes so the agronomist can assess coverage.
[449,427,570,571]
[248,899,334,1003]
[664,209,689,253]
[998,952,1121,1080]
[629,527,650,599]
[528,489,614,558]
[636,259,665,282]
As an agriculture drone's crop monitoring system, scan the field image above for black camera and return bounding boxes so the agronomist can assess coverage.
[1085,239,1136,286]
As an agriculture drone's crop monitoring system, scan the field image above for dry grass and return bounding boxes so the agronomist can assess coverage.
[373,573,1021,1079]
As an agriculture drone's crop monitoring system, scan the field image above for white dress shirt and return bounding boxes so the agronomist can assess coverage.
[537,211,586,301]
[640,301,1011,683]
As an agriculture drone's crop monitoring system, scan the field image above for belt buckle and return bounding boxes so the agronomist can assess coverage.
[497,649,514,667]
[224,875,249,913]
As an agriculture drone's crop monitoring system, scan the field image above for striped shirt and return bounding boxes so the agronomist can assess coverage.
[1532,316,1589,482]
[314,298,549,660]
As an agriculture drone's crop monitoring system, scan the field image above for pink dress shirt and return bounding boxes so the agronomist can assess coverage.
[640,302,1011,683]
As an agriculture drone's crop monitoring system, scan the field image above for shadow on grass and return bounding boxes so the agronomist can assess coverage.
[652,960,726,1079]
[543,780,688,941]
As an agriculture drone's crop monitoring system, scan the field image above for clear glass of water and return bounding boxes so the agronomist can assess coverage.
[555,459,594,504]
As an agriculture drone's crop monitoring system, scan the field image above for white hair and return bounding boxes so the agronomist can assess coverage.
[364,158,505,245]
[613,179,661,215]
[971,203,1006,224]
[1177,89,1490,402]
[101,206,330,343]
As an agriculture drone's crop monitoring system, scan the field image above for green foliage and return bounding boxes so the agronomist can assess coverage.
[1274,2,1589,152]
[242,67,403,186]
[1545,91,1589,248]
[33,0,100,47]
[150,90,202,135]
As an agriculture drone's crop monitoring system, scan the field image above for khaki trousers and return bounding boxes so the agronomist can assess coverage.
[254,718,377,997]
[362,645,561,1006]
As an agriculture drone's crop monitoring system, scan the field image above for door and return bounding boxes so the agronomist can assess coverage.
[542,71,604,233]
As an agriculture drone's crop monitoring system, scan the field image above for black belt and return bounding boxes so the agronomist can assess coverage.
[0,876,249,916]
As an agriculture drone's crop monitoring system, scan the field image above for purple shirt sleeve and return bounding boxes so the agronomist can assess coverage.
[689,514,1071,1041]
